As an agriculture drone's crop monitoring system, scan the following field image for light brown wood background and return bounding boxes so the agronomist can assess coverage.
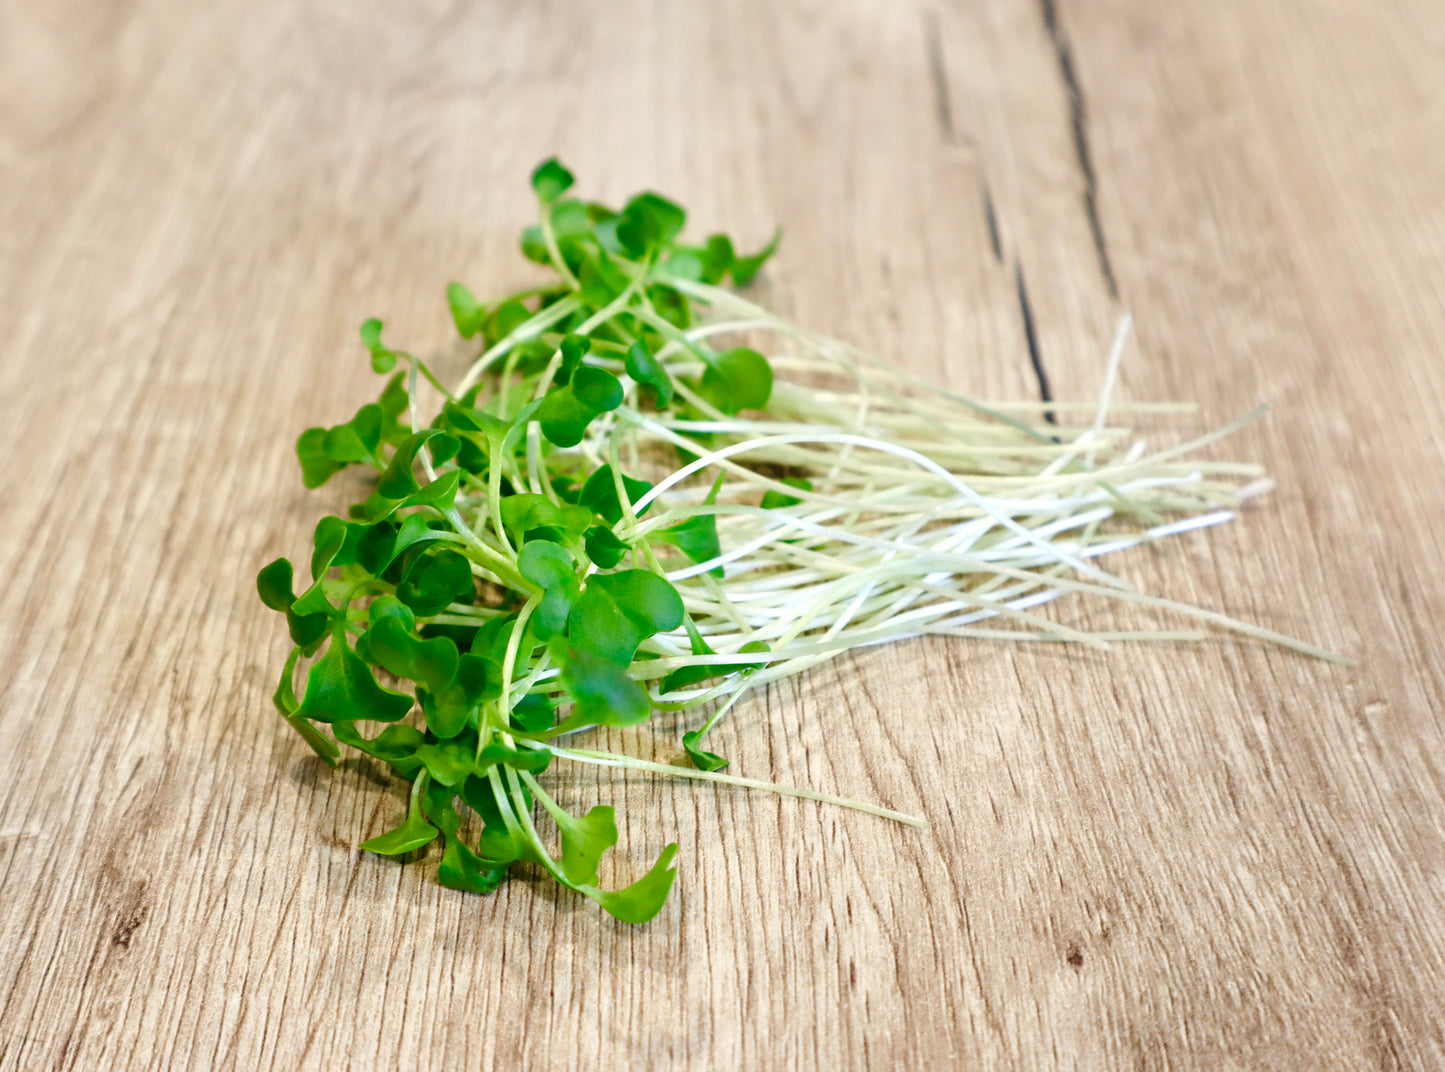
[2,0,1442,1068]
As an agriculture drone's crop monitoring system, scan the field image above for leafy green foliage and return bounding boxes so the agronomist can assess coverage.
[579,465,653,526]
[731,227,781,286]
[568,570,684,666]
[257,557,298,612]
[761,476,813,510]
[360,318,397,373]
[537,366,623,447]
[556,804,618,886]
[379,431,459,499]
[447,283,486,339]
[296,638,414,725]
[700,347,773,414]
[259,159,786,922]
[624,341,673,407]
[579,843,680,924]
[397,548,475,617]
[550,643,651,729]
[295,392,410,489]
[531,158,574,202]
[361,773,439,855]
[665,513,721,575]
[583,525,629,568]
[519,539,579,639]
[659,638,771,695]
[682,731,728,773]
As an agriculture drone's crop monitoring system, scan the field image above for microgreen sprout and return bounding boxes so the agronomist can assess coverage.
[259,159,1338,923]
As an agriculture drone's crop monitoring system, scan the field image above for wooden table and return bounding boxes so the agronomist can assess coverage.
[3,1,1442,1068]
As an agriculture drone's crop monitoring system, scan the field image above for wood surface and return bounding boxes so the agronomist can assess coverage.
[2,0,1442,1068]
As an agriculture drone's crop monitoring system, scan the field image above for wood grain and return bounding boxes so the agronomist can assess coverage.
[1,1,1442,1068]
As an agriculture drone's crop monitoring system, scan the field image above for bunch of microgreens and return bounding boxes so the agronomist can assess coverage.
[257,159,1338,923]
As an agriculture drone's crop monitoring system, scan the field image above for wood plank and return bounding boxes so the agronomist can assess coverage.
[0,0,1441,1069]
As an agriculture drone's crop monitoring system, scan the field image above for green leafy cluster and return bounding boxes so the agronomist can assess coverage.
[258,160,779,923]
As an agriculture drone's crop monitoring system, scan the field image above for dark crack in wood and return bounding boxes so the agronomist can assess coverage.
[1039,0,1119,299]
[924,9,956,144]
[1015,264,1056,424]
[982,183,1003,262]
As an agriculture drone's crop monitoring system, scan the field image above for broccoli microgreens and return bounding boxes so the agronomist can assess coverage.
[259,160,1340,923]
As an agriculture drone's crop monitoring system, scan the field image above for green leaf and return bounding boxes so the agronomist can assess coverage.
[520,539,576,590]
[287,607,330,649]
[373,512,456,572]
[321,403,384,463]
[700,347,773,414]
[556,805,618,886]
[310,514,354,579]
[701,234,736,283]
[577,251,630,308]
[488,299,532,344]
[378,430,459,499]
[647,284,690,330]
[571,366,622,411]
[666,513,722,574]
[501,494,593,547]
[360,318,396,373]
[296,639,415,724]
[272,648,340,765]
[555,334,591,386]
[404,469,461,512]
[579,843,680,924]
[461,774,532,864]
[520,225,549,264]
[664,248,704,282]
[591,216,625,258]
[427,775,512,889]
[297,427,343,488]
[731,227,781,286]
[365,596,459,693]
[579,465,653,526]
[397,548,475,617]
[760,477,812,510]
[363,723,427,762]
[257,558,296,612]
[584,525,629,569]
[422,778,462,835]
[519,540,580,640]
[360,811,438,855]
[290,582,337,620]
[420,653,492,738]
[667,235,734,284]
[568,570,684,666]
[447,282,485,339]
[537,367,623,447]
[475,614,521,662]
[415,738,477,786]
[624,340,674,407]
[379,373,409,422]
[551,199,592,238]
[476,740,551,775]
[659,639,771,694]
[272,647,302,714]
[332,721,427,776]
[438,836,510,894]
[442,400,512,441]
[616,192,686,259]
[555,644,651,728]
[682,731,728,772]
[531,158,575,202]
[510,692,555,732]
